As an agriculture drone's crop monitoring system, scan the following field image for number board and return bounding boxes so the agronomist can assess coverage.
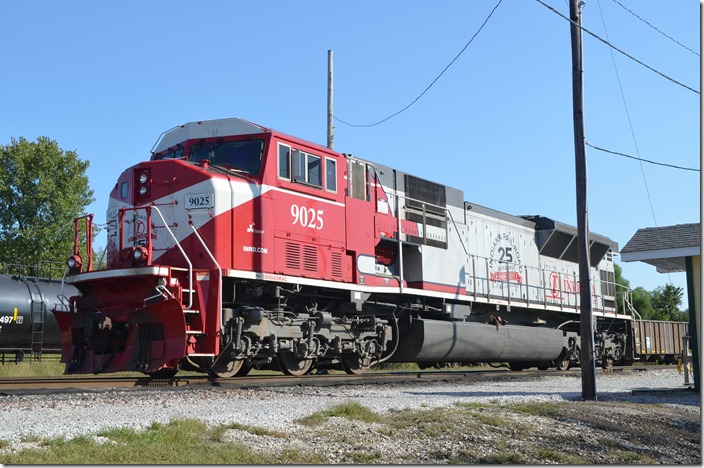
[185,193,214,210]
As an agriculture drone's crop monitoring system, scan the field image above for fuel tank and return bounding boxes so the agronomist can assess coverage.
[0,274,76,355]
[392,318,565,362]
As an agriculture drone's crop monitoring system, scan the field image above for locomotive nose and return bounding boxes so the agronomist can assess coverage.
[52,287,187,375]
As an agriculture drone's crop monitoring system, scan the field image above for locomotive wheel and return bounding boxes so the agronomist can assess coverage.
[554,357,570,371]
[277,352,313,376]
[235,364,252,377]
[341,353,371,375]
[209,359,246,378]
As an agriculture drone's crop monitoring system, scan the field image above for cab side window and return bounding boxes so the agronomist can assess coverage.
[278,142,336,193]
[325,158,337,192]
[278,143,291,179]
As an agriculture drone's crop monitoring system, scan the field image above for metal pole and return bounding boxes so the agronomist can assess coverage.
[327,49,334,150]
[570,0,597,400]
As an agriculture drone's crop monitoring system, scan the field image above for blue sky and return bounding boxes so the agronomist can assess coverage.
[1,1,699,295]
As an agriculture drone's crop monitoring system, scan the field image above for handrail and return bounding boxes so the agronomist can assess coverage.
[463,249,625,315]
[364,168,623,316]
[118,205,193,309]
[621,289,642,320]
[73,214,94,272]
[445,208,469,256]
[189,223,224,329]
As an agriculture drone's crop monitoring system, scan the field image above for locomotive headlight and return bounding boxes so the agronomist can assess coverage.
[132,246,149,265]
[67,254,82,271]
[134,169,151,198]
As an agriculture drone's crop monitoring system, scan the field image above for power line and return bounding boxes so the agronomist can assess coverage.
[610,0,700,57]
[586,142,700,172]
[335,0,503,128]
[595,0,672,284]
[535,0,700,95]
[596,0,675,284]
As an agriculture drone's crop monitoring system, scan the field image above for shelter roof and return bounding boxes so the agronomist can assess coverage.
[621,223,701,272]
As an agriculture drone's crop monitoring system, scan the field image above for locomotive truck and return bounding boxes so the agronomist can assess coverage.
[51,118,660,377]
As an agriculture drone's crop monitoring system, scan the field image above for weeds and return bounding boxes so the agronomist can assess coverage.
[506,401,562,418]
[0,419,318,465]
[351,451,382,463]
[223,422,288,439]
[297,401,383,427]
[615,449,655,463]
[534,448,572,463]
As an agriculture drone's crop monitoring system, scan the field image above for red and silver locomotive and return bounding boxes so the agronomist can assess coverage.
[54,118,635,377]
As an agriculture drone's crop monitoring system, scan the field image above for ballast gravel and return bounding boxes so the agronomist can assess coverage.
[0,368,700,463]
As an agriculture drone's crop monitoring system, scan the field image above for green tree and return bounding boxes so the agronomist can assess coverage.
[0,136,94,269]
[614,263,631,314]
[652,284,685,321]
[630,286,656,319]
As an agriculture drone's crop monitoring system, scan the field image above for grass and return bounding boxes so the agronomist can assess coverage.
[350,451,383,463]
[385,406,467,438]
[455,402,560,432]
[0,358,150,379]
[0,419,325,465]
[505,401,563,418]
[533,448,573,463]
[448,448,476,464]
[0,358,66,378]
[615,449,656,464]
[297,401,383,427]
[223,422,288,439]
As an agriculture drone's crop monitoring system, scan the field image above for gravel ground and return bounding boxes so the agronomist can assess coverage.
[0,368,700,463]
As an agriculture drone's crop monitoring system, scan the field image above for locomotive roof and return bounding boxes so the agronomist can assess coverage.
[151,117,339,157]
[152,118,272,154]
[522,215,618,265]
[466,202,537,229]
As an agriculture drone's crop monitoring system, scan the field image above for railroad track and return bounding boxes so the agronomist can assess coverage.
[0,366,654,395]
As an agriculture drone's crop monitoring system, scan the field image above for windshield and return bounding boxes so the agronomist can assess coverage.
[190,139,265,175]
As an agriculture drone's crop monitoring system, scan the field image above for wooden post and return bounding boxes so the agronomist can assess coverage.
[327,49,334,150]
[570,0,597,400]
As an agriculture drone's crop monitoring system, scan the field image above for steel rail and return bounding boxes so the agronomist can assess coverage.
[0,366,659,395]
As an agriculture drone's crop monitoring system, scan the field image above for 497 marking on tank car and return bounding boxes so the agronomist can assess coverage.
[0,308,19,324]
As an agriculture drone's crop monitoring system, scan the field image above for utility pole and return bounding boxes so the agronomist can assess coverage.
[327,49,334,150]
[570,0,597,400]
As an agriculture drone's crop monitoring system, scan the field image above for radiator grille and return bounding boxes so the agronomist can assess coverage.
[331,252,343,277]
[284,242,301,270]
[302,245,318,272]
